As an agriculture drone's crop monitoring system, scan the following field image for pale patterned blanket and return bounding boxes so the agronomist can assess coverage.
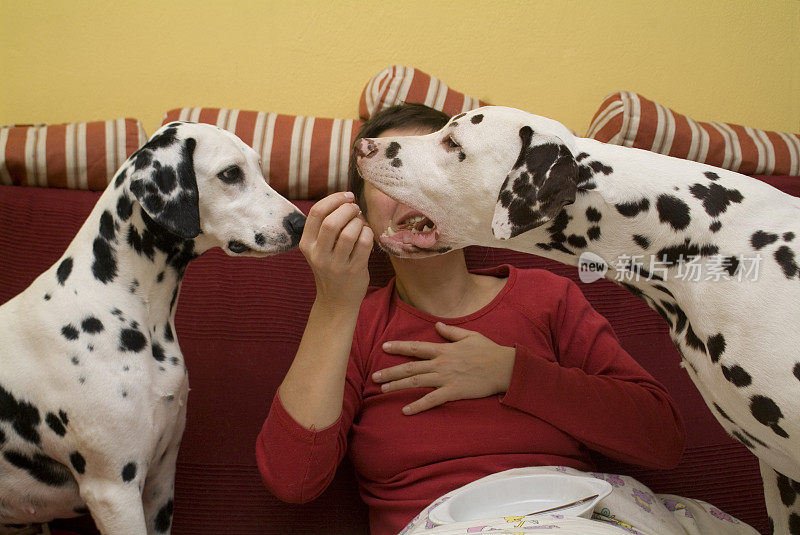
[400,466,759,535]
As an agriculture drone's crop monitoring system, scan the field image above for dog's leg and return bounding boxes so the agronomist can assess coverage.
[78,478,147,535]
[142,404,186,535]
[760,460,800,535]
[141,439,180,535]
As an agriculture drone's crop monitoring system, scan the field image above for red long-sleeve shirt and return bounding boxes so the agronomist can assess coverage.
[256,265,685,535]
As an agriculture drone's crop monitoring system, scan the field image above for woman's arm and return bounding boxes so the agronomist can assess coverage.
[501,280,686,469]
[373,277,684,469]
[256,192,373,502]
[279,191,373,429]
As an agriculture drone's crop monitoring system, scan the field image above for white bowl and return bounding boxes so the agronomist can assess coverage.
[428,473,612,525]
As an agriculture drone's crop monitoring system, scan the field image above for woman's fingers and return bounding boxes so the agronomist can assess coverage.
[333,215,367,265]
[402,389,451,415]
[434,322,474,342]
[372,359,435,384]
[381,340,442,359]
[298,193,372,308]
[379,371,438,394]
[350,225,374,265]
[302,192,356,246]
[315,202,361,254]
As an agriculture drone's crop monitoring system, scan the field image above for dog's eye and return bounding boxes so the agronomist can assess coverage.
[442,135,460,150]
[217,165,244,184]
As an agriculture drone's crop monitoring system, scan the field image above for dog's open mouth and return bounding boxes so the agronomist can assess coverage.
[380,213,438,250]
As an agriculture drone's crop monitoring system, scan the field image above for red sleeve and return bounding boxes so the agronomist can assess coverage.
[255,331,366,503]
[501,279,685,469]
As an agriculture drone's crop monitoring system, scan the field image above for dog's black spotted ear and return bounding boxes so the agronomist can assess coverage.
[492,126,578,239]
[127,127,201,240]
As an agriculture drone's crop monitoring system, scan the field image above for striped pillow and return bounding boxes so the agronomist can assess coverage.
[359,65,487,120]
[162,108,361,200]
[587,91,800,176]
[0,119,147,190]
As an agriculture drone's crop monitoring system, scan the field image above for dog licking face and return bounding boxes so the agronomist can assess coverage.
[355,106,578,258]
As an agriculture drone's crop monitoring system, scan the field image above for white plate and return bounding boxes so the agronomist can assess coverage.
[428,473,612,525]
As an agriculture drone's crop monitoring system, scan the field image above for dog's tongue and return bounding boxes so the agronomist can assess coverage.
[383,229,438,249]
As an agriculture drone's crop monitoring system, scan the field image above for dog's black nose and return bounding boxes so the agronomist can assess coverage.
[283,212,306,246]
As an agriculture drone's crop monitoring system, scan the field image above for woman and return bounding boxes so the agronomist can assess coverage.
[256,103,685,535]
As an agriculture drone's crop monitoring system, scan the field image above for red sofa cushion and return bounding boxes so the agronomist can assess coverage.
[3,178,791,534]
[358,65,487,121]
[587,91,800,176]
[0,119,148,190]
[161,108,362,201]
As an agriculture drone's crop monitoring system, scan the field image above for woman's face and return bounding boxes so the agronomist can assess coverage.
[362,125,439,257]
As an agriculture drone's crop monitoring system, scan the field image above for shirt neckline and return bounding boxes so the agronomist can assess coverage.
[389,264,517,324]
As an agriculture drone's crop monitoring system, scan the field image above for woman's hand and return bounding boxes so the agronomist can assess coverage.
[372,322,516,415]
[299,192,374,309]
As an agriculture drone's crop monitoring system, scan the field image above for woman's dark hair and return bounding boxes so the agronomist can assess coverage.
[348,103,450,212]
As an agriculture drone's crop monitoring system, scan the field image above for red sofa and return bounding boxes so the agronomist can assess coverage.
[3,176,797,534]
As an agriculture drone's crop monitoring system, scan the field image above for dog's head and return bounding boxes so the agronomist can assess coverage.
[355,106,578,257]
[122,122,305,256]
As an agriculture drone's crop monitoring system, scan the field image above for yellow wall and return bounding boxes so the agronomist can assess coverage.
[2,0,798,137]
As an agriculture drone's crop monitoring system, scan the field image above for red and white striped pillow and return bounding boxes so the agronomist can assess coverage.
[587,91,800,176]
[359,65,487,120]
[162,108,361,200]
[0,119,147,190]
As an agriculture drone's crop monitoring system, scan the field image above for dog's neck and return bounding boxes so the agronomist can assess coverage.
[501,141,747,305]
[59,178,210,330]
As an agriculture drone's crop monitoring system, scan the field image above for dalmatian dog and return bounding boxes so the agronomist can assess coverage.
[0,122,305,534]
[355,106,800,534]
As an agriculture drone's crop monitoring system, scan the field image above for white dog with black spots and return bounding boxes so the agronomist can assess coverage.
[0,122,305,534]
[355,106,800,535]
